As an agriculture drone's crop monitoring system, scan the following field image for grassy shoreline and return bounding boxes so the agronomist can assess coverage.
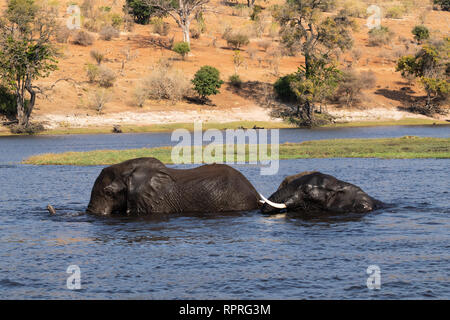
[1,118,448,137]
[23,136,450,166]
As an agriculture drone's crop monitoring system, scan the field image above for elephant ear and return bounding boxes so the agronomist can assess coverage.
[126,168,177,215]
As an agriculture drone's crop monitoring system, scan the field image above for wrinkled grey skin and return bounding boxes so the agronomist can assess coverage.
[87,157,261,216]
[261,171,383,215]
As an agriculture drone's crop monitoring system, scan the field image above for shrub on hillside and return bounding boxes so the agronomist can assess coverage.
[88,88,112,113]
[229,74,242,88]
[90,50,105,65]
[86,64,99,83]
[151,18,170,36]
[133,86,148,107]
[335,69,377,108]
[172,42,190,60]
[83,18,100,32]
[143,65,190,102]
[412,25,430,43]
[191,66,224,101]
[80,0,96,19]
[223,32,250,49]
[257,40,272,52]
[73,30,94,46]
[86,64,116,87]
[55,26,71,44]
[250,5,263,21]
[111,14,124,29]
[339,0,367,18]
[99,26,120,41]
[97,66,117,88]
[385,6,406,19]
[368,26,394,46]
[190,27,201,39]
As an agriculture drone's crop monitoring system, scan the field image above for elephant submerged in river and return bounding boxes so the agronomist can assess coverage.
[260,171,383,215]
[87,157,262,215]
[86,157,382,216]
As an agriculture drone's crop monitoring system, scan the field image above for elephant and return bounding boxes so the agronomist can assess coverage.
[86,157,261,216]
[260,171,383,215]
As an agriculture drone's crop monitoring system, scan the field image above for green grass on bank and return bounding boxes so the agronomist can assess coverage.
[1,118,448,136]
[23,136,450,166]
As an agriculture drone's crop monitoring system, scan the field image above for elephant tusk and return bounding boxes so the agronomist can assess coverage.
[258,193,287,209]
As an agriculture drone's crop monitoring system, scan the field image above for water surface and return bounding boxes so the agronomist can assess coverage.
[0,126,449,299]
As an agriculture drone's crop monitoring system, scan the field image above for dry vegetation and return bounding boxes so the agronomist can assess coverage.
[0,0,448,132]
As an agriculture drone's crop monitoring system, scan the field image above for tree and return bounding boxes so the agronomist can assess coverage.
[274,0,354,125]
[144,0,209,44]
[191,65,223,101]
[124,0,165,25]
[434,0,450,11]
[289,60,341,124]
[396,38,450,109]
[0,0,58,128]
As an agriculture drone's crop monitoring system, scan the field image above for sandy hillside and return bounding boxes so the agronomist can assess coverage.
[1,0,449,128]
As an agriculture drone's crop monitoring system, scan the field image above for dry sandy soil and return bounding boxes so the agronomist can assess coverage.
[1,0,449,129]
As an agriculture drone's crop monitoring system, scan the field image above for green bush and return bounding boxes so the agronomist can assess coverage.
[0,86,17,116]
[229,74,242,88]
[192,66,224,101]
[434,0,450,11]
[172,42,190,60]
[86,63,99,83]
[124,0,163,25]
[273,74,297,102]
[412,25,430,43]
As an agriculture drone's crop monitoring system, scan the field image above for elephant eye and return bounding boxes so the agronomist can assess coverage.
[104,186,115,196]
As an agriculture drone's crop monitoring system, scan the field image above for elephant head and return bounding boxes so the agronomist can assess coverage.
[260,172,381,215]
[86,157,166,215]
[125,166,177,215]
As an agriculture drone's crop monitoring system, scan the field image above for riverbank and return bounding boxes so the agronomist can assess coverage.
[1,118,448,137]
[23,136,450,165]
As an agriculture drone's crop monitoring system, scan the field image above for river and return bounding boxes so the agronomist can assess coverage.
[0,125,449,299]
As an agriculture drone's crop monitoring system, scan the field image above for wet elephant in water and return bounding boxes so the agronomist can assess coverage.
[260,171,383,215]
[87,157,261,215]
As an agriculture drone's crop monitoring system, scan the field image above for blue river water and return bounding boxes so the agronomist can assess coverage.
[0,125,449,299]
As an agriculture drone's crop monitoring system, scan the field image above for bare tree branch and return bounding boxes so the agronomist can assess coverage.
[144,0,210,44]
